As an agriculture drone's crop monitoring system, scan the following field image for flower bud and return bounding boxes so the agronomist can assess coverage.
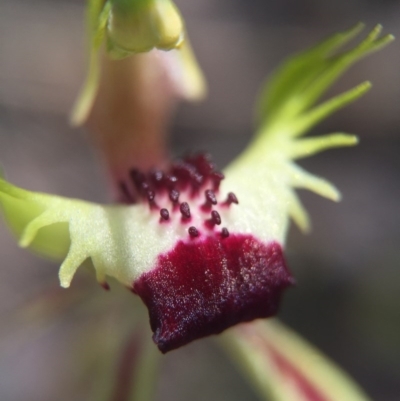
[107,0,184,57]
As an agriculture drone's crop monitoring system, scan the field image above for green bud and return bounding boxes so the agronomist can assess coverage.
[106,0,184,57]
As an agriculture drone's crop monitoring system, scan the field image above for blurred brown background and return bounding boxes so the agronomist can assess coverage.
[0,0,399,400]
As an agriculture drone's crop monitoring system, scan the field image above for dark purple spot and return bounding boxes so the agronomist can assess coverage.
[184,153,215,176]
[165,175,178,189]
[202,189,217,210]
[180,202,191,219]
[188,226,199,238]
[146,189,158,209]
[172,162,196,183]
[133,236,294,353]
[146,189,155,202]
[211,210,221,225]
[221,227,230,238]
[205,210,222,229]
[150,170,164,188]
[172,161,205,191]
[206,190,217,204]
[191,173,204,189]
[141,182,150,192]
[160,209,170,221]
[191,153,215,176]
[226,192,239,205]
[101,282,110,291]
[169,189,180,204]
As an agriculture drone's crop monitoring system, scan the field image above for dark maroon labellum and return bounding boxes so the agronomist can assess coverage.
[133,235,294,353]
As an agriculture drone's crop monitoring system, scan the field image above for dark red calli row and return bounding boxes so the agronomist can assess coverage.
[118,153,239,239]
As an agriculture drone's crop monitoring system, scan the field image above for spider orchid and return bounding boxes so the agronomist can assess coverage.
[0,23,393,401]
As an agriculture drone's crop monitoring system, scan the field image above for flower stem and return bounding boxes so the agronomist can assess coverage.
[128,331,161,401]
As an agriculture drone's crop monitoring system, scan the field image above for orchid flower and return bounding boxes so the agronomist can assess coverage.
[0,22,393,401]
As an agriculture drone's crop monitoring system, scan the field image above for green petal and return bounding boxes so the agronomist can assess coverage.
[70,0,111,125]
[220,319,373,401]
[69,48,102,126]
